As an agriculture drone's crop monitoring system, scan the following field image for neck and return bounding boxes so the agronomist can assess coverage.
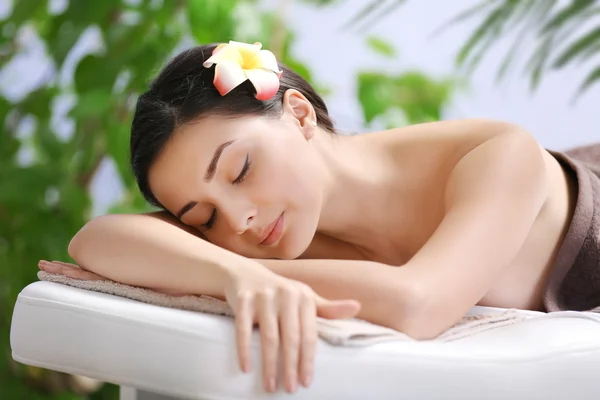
[312,132,396,245]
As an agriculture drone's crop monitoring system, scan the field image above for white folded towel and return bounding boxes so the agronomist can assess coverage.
[38,271,528,346]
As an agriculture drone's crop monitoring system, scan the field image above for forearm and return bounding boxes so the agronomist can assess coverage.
[68,213,263,298]
[257,258,419,330]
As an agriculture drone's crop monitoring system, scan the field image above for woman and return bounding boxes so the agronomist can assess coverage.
[40,41,600,394]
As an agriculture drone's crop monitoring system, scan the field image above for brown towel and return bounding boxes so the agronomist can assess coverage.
[545,144,600,312]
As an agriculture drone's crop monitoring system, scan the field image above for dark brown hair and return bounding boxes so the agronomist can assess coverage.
[130,44,334,208]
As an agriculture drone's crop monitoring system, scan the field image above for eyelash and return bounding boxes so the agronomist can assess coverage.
[201,154,252,230]
[233,154,251,184]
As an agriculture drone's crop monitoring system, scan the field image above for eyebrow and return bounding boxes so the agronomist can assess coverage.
[175,140,236,220]
[175,201,197,220]
[204,140,235,182]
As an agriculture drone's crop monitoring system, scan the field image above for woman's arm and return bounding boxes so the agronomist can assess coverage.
[67,212,255,298]
[257,258,420,331]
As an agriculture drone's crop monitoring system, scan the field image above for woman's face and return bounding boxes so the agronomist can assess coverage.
[148,110,324,260]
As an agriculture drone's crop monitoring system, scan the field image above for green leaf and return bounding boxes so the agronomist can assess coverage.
[357,70,454,126]
[456,4,513,67]
[18,86,60,121]
[553,26,600,68]
[575,65,600,98]
[74,54,119,93]
[299,0,340,6]
[58,183,90,221]
[106,122,134,188]
[69,89,113,120]
[0,166,58,207]
[343,0,408,32]
[34,122,64,162]
[366,36,396,58]
[541,0,595,34]
[526,35,555,90]
[357,72,391,123]
[5,0,47,25]
[0,100,19,161]
[188,0,237,44]
[431,0,496,37]
[495,0,549,82]
[62,0,116,27]
[41,15,87,66]
[342,0,387,31]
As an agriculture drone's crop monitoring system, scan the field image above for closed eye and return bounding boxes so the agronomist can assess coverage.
[201,154,251,230]
[233,153,251,184]
[201,154,252,229]
[201,209,216,230]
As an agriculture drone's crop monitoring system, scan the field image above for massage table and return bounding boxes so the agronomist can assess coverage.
[10,280,600,399]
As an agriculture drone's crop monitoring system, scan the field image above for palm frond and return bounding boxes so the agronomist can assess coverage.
[351,0,600,98]
[575,64,600,97]
[342,0,407,32]
[340,0,388,31]
[541,0,596,33]
[553,26,600,67]
[429,0,497,38]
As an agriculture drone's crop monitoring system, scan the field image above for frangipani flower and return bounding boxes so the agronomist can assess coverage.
[203,41,283,101]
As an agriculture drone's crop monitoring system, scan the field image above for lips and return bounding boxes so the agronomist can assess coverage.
[259,213,284,246]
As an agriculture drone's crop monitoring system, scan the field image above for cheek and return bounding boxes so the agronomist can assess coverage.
[255,142,322,212]
[262,158,315,201]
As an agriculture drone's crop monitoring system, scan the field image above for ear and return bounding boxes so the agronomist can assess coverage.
[282,89,318,140]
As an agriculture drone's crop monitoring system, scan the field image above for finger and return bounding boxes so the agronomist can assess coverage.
[279,291,299,393]
[257,290,279,393]
[38,260,57,270]
[316,298,361,320]
[51,260,80,269]
[63,268,105,281]
[38,260,104,280]
[299,296,317,388]
[38,262,65,275]
[39,260,76,272]
[235,291,253,374]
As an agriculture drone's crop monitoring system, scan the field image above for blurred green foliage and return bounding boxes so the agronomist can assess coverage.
[0,0,455,398]
[360,36,456,128]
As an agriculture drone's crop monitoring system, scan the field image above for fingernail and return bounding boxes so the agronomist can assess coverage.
[286,377,297,393]
[63,270,76,278]
[302,374,312,387]
[267,377,276,392]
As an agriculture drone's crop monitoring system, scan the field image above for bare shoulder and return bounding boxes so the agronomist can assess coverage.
[362,118,528,155]
[356,118,549,178]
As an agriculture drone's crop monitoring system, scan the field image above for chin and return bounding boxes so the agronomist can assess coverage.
[275,217,317,260]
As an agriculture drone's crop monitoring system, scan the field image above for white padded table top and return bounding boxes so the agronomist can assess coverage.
[10,281,600,399]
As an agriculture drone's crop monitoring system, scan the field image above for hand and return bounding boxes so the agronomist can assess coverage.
[224,268,360,394]
[38,260,106,280]
[38,260,188,297]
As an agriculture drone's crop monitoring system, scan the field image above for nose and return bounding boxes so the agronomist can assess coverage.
[219,196,256,235]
